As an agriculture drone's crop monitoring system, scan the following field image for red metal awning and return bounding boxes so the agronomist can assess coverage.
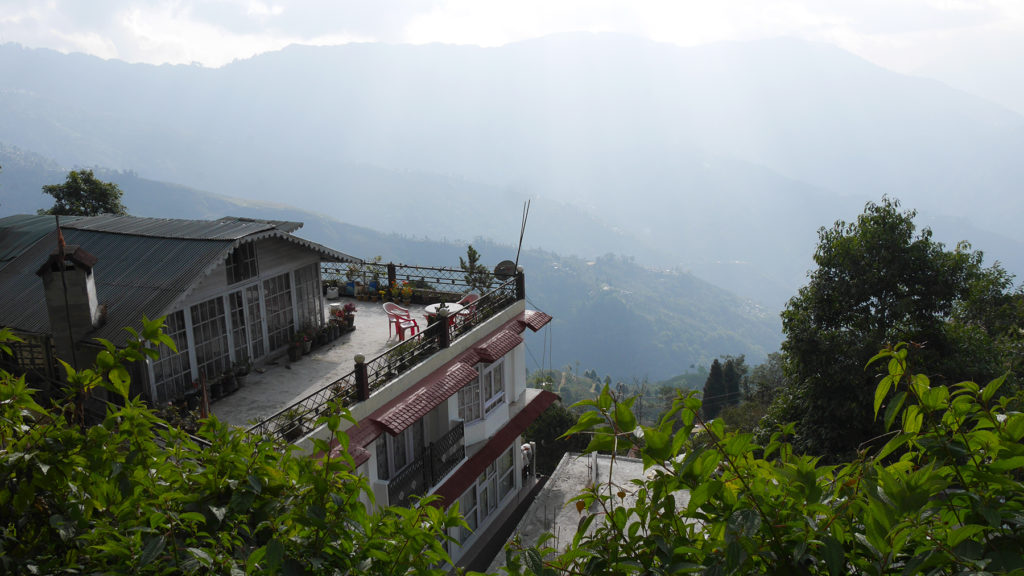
[375,362,478,435]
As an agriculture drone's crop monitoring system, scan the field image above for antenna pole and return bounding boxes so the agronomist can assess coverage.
[514,199,530,268]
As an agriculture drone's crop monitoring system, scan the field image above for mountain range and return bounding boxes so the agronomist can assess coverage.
[2,33,1022,378]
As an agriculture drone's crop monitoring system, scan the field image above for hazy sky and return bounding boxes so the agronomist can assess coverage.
[2,0,1022,113]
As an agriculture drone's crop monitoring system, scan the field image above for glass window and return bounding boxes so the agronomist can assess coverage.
[459,487,478,544]
[151,310,191,402]
[263,273,293,351]
[229,290,248,363]
[226,242,258,284]
[190,297,229,383]
[294,263,322,330]
[380,420,425,480]
[458,360,505,423]
[498,446,515,499]
[245,284,265,360]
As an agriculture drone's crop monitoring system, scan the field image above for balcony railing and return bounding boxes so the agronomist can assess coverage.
[388,421,466,507]
[247,271,522,443]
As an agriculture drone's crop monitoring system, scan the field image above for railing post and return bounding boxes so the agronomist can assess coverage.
[437,309,451,349]
[516,267,526,300]
[425,443,435,485]
[387,262,396,287]
[354,354,369,401]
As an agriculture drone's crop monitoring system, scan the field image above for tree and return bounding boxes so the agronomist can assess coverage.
[39,169,127,216]
[523,401,589,475]
[720,355,746,408]
[746,351,786,405]
[769,198,1017,459]
[701,358,725,419]
[459,244,493,294]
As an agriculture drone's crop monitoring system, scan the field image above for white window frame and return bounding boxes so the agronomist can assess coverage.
[456,445,515,545]
[376,420,424,481]
[457,360,505,423]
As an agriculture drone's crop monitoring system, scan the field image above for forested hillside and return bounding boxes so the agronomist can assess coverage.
[0,146,780,380]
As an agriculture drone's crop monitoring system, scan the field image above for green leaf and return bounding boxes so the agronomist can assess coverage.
[562,410,605,438]
[108,366,131,398]
[982,373,1007,404]
[613,402,636,433]
[883,391,907,432]
[903,404,923,434]
[822,536,844,576]
[525,547,544,575]
[139,535,166,567]
[643,428,671,462]
[874,375,894,419]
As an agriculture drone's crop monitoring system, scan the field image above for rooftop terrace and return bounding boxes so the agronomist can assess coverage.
[215,265,526,443]
[210,295,392,428]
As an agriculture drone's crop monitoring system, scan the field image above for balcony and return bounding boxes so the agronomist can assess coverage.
[211,264,523,443]
[387,421,466,507]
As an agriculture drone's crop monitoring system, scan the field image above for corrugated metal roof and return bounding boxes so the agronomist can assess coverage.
[61,214,301,240]
[0,214,362,345]
[0,215,83,269]
[0,227,232,342]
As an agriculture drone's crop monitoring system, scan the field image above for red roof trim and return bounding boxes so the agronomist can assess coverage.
[337,309,552,462]
[428,389,560,508]
[374,362,478,435]
[476,330,523,363]
[522,310,552,332]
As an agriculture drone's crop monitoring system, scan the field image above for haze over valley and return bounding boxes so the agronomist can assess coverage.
[2,31,1022,381]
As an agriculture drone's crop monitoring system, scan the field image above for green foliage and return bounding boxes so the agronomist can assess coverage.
[459,244,494,295]
[523,402,590,475]
[773,197,1022,459]
[505,344,1024,575]
[38,169,128,216]
[0,324,462,574]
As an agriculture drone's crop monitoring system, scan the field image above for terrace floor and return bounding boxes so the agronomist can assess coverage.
[211,296,430,428]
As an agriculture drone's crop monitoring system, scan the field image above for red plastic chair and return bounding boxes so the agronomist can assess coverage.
[383,302,419,341]
[455,293,480,325]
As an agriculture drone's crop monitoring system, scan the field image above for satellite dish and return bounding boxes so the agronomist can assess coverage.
[494,260,517,280]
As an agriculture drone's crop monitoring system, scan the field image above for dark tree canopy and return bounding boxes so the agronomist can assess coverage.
[769,198,1021,459]
[701,359,725,419]
[39,169,127,216]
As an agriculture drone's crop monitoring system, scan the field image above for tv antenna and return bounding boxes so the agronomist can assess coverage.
[514,199,530,268]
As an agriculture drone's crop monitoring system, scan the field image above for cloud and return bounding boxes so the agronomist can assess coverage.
[0,0,1021,75]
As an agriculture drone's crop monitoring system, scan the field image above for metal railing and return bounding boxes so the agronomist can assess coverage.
[248,273,521,443]
[320,262,500,302]
[387,421,466,507]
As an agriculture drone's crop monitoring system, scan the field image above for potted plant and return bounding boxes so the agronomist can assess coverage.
[325,278,340,300]
[233,358,252,388]
[209,374,224,399]
[300,326,316,354]
[400,281,413,305]
[288,333,304,361]
[342,302,357,330]
[278,407,307,442]
[222,367,238,395]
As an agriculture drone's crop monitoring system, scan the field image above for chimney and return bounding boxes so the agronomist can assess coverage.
[36,241,102,369]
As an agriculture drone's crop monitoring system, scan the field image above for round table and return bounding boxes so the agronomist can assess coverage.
[423,302,464,317]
